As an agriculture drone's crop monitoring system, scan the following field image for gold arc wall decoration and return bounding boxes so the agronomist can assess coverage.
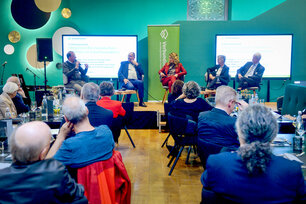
[8,31,21,43]
[26,44,50,69]
[34,0,62,13]
[61,8,72,18]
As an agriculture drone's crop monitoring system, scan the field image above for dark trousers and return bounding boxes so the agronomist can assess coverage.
[122,79,144,102]
[237,77,259,89]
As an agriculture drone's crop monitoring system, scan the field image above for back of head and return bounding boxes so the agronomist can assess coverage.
[236,104,278,175]
[10,121,51,164]
[62,96,87,124]
[215,86,237,106]
[81,82,100,102]
[183,81,200,99]
[6,76,20,85]
[99,81,115,97]
[2,82,18,94]
[171,80,184,95]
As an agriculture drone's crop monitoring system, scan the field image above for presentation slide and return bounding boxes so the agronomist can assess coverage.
[62,35,137,78]
[216,35,292,78]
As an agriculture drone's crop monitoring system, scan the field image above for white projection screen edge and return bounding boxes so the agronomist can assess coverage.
[62,35,138,78]
[215,34,292,79]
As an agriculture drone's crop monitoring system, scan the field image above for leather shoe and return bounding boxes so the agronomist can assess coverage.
[139,102,147,107]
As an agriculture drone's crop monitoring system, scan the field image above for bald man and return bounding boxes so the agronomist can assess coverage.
[0,121,87,203]
[236,53,265,89]
[6,76,30,114]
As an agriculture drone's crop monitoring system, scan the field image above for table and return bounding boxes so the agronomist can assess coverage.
[200,89,216,98]
[272,134,306,178]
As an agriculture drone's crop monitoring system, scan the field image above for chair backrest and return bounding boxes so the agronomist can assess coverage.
[282,84,306,116]
[168,112,197,136]
[77,151,131,204]
[122,102,134,126]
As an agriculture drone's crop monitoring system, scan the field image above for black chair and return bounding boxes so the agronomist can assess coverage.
[167,112,198,176]
[161,102,172,148]
[122,102,136,148]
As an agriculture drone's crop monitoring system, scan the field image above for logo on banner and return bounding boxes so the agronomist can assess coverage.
[160,29,168,39]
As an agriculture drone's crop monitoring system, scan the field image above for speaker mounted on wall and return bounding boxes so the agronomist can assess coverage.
[36,38,53,62]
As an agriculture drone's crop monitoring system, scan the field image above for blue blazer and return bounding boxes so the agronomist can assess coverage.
[201,152,306,203]
[207,64,230,85]
[118,61,144,84]
[236,62,265,85]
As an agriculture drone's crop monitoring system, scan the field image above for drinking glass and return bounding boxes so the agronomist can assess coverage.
[0,132,7,157]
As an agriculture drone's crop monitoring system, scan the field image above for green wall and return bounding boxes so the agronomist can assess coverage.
[230,0,287,20]
[0,0,303,102]
[177,0,306,102]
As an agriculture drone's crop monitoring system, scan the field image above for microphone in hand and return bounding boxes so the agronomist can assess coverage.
[2,61,7,66]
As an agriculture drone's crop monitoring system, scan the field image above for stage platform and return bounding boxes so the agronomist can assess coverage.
[129,102,163,129]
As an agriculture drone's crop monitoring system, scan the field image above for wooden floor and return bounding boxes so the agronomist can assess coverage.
[116,129,203,204]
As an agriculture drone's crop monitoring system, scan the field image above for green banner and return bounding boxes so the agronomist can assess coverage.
[148,25,180,101]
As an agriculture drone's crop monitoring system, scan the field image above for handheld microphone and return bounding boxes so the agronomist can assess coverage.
[2,61,7,66]
[26,67,29,71]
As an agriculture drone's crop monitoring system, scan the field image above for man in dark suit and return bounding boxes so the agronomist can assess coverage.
[236,52,265,89]
[197,86,248,168]
[205,55,230,90]
[0,121,87,203]
[118,52,146,107]
[80,82,113,128]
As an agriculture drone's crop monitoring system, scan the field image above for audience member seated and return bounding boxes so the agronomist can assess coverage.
[236,52,265,89]
[0,121,87,203]
[0,82,18,119]
[46,96,115,169]
[205,55,230,90]
[80,82,113,128]
[171,81,213,122]
[167,80,184,103]
[97,81,126,119]
[63,51,89,93]
[6,76,30,114]
[201,105,306,203]
[97,81,126,144]
[158,52,187,93]
[198,86,248,168]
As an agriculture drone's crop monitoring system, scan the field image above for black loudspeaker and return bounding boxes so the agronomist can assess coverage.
[36,38,53,62]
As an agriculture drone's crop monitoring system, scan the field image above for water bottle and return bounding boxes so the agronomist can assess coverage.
[254,94,259,104]
[5,107,11,119]
[42,95,48,114]
[296,111,302,130]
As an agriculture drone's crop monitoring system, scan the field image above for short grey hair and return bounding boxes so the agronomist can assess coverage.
[81,82,100,102]
[183,81,200,99]
[2,82,18,94]
[253,52,261,61]
[217,55,226,62]
[10,125,50,164]
[62,96,87,124]
[99,81,115,96]
[237,104,278,175]
[215,86,237,106]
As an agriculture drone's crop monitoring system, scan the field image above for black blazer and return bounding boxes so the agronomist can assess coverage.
[118,61,144,84]
[207,65,230,85]
[236,62,265,85]
[86,101,113,128]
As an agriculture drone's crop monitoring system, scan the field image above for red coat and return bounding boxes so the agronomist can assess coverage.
[158,63,187,78]
[97,97,126,118]
[78,150,131,204]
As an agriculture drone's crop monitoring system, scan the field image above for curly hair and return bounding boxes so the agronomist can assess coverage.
[169,52,180,66]
[182,81,200,99]
[236,104,278,175]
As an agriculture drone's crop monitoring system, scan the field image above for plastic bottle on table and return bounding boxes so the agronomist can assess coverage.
[42,95,48,115]
[5,107,11,119]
